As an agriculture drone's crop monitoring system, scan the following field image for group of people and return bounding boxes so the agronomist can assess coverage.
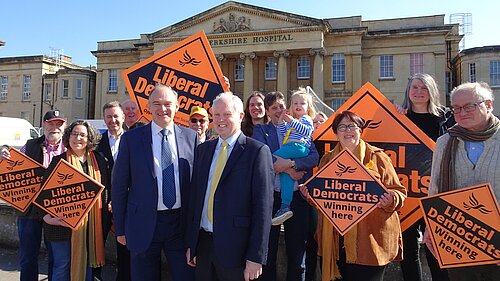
[0,99,142,281]
[1,74,498,281]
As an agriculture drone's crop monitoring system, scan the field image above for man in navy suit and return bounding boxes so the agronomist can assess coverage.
[187,92,274,281]
[112,84,197,281]
[252,91,319,281]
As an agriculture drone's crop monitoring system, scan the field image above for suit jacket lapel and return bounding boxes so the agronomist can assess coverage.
[219,133,245,184]
[142,123,155,178]
[267,124,280,152]
[198,139,218,203]
[174,125,187,186]
[101,131,114,167]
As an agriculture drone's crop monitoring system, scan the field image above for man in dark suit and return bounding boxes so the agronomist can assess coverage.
[112,84,197,281]
[252,92,319,281]
[187,92,274,281]
[97,101,131,281]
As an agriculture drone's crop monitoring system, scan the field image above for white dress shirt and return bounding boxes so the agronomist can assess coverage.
[200,131,241,232]
[108,131,122,162]
[151,121,181,210]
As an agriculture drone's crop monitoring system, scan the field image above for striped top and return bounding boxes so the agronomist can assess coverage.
[278,115,314,146]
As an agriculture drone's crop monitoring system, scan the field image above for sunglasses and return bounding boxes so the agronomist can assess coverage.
[190,118,207,124]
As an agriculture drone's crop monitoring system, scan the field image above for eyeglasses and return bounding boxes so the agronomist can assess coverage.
[70,132,88,138]
[337,124,359,132]
[190,118,207,124]
[450,100,485,114]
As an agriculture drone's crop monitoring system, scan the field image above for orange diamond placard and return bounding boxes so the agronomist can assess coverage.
[313,82,435,232]
[420,184,500,268]
[33,159,104,230]
[0,147,45,212]
[122,30,229,127]
[304,148,388,236]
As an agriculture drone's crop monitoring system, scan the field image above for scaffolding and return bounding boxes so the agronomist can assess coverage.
[449,13,472,50]
[49,47,64,69]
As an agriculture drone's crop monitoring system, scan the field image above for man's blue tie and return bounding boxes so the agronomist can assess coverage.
[161,129,176,208]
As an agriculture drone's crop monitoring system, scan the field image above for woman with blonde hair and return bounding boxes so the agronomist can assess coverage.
[398,73,454,281]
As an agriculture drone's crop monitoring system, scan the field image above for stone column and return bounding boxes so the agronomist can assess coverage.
[309,48,326,100]
[351,52,362,93]
[240,52,255,101]
[273,50,290,94]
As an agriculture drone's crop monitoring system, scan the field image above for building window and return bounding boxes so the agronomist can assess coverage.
[108,69,117,92]
[490,61,500,86]
[44,83,52,101]
[62,80,69,98]
[410,53,424,75]
[265,57,277,80]
[468,63,476,83]
[0,76,7,101]
[297,56,310,79]
[380,55,394,79]
[234,59,244,81]
[331,98,347,111]
[332,54,345,83]
[76,79,83,99]
[22,75,31,101]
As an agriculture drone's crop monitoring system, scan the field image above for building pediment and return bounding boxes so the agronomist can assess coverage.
[150,1,325,40]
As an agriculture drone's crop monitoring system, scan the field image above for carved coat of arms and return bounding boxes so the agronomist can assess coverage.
[213,13,251,33]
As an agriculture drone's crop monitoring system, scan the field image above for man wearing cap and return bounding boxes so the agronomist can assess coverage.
[0,110,66,281]
[189,106,210,143]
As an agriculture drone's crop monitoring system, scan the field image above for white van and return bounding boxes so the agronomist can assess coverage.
[83,119,108,135]
[0,117,40,148]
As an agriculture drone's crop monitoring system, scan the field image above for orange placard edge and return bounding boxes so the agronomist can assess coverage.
[313,82,436,232]
[121,30,230,126]
[305,148,389,236]
[419,183,500,268]
[0,147,46,212]
[33,159,105,230]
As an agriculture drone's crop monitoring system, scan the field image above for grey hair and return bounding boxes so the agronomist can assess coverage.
[213,92,244,114]
[450,82,494,102]
[402,73,443,116]
[121,99,136,108]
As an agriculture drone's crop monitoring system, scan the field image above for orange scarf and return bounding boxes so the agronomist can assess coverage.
[67,151,105,281]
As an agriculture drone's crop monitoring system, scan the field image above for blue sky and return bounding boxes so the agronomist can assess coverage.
[1,0,497,67]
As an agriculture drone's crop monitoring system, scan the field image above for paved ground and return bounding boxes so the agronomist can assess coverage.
[0,246,432,281]
[0,247,114,281]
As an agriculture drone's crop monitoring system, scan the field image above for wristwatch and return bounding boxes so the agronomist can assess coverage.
[290,160,296,169]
